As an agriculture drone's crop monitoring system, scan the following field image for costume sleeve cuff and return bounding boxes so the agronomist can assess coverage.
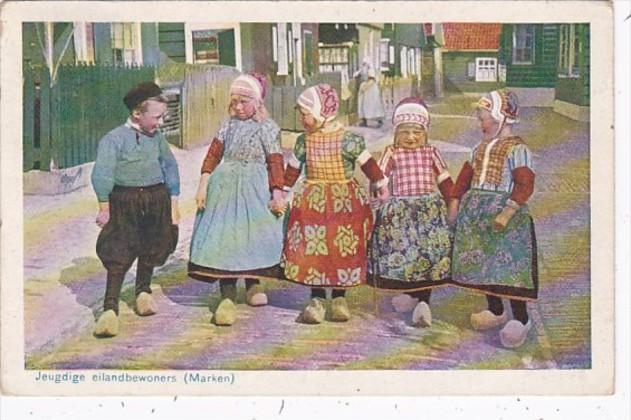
[266,153,285,192]
[505,199,521,210]
[437,170,451,184]
[284,164,301,188]
[201,138,224,174]
[451,161,474,200]
[438,178,454,200]
[360,158,385,183]
[356,149,372,166]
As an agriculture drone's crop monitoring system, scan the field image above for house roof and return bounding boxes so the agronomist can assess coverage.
[442,23,502,50]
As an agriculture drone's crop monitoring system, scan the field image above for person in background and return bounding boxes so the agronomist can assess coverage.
[354,57,385,129]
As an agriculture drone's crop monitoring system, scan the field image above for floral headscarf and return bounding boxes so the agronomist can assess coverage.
[297,83,340,123]
[477,89,519,125]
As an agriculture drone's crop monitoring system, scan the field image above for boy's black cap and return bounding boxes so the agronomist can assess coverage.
[123,82,163,111]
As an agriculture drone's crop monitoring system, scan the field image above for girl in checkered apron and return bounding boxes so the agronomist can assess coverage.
[368,98,455,327]
[448,90,537,348]
[281,84,390,324]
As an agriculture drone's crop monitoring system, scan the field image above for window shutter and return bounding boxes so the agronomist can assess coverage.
[467,62,476,78]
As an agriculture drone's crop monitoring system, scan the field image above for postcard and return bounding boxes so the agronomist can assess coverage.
[0,1,616,397]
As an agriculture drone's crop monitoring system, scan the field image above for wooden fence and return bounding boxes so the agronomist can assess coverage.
[23,64,156,171]
[178,65,241,149]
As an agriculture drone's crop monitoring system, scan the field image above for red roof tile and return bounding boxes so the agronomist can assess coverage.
[442,23,502,50]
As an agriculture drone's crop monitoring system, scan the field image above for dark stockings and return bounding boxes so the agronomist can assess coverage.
[311,288,346,299]
[486,295,529,324]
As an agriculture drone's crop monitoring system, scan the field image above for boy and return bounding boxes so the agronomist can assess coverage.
[91,82,180,337]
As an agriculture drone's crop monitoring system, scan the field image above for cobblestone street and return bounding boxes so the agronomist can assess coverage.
[23,101,591,371]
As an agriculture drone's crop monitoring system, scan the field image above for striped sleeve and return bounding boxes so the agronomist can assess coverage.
[431,146,450,183]
[508,144,534,172]
[377,145,395,178]
[287,134,306,169]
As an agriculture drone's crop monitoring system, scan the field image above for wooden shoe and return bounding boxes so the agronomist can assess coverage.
[94,310,119,337]
[330,297,351,322]
[499,319,532,348]
[297,298,326,324]
[135,292,156,316]
[245,284,268,307]
[411,301,432,327]
[213,298,237,326]
[470,309,509,331]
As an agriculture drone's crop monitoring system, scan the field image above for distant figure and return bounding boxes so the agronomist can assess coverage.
[354,57,385,128]
[188,72,286,327]
[91,81,180,338]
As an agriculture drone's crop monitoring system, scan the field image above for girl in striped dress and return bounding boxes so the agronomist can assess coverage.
[449,90,537,348]
[369,97,455,327]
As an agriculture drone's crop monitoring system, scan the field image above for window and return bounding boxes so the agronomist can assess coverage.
[512,24,535,65]
[379,39,390,71]
[73,22,95,64]
[111,23,142,66]
[318,44,352,78]
[275,23,289,76]
[400,46,408,77]
[303,30,314,76]
[191,30,219,64]
[558,24,581,77]
[475,57,498,82]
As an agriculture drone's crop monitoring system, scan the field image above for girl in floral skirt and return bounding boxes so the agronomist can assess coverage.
[448,90,537,348]
[188,72,286,326]
[281,84,390,324]
[368,97,455,327]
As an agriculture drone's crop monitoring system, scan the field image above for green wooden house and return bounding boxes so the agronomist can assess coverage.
[435,23,504,94]
[498,24,559,106]
[23,22,161,69]
[553,23,590,121]
[157,23,319,85]
[380,24,425,78]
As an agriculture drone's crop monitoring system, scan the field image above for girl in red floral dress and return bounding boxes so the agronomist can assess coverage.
[281,84,390,324]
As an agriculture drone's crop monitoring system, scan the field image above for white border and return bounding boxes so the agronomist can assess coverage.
[0,0,625,413]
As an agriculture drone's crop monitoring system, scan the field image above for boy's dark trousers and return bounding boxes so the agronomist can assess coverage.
[96,184,178,314]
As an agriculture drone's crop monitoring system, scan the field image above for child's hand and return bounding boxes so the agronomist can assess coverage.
[377,186,390,203]
[171,199,181,225]
[195,176,210,210]
[268,199,288,217]
[269,189,288,217]
[195,189,206,210]
[447,199,459,227]
[95,209,110,228]
[493,206,516,232]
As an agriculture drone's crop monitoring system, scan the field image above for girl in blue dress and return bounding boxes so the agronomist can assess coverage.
[188,72,286,326]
